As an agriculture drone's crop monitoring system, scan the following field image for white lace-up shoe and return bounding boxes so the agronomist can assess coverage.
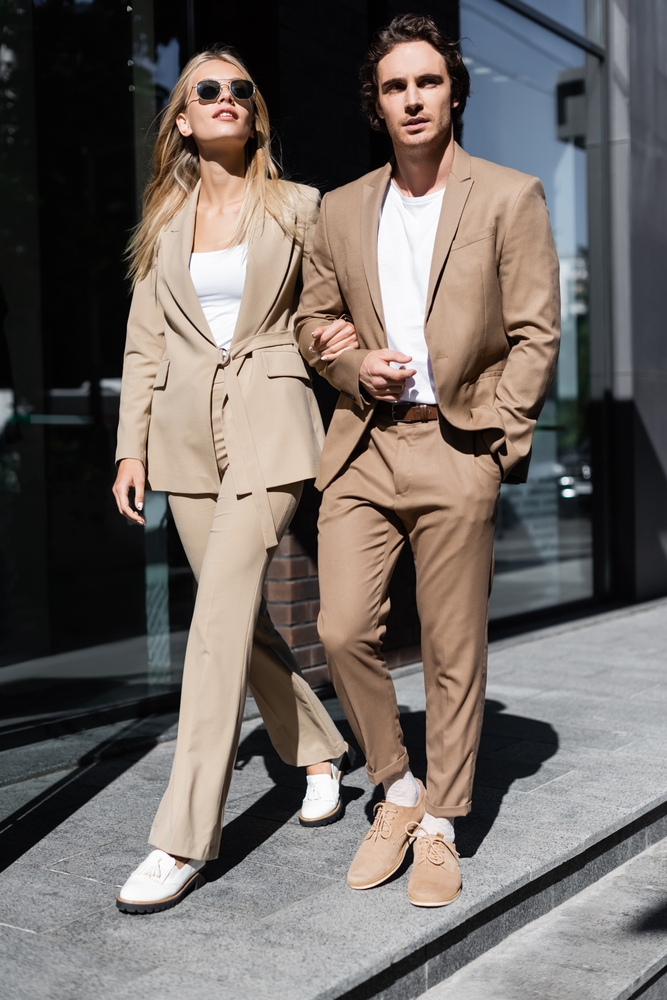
[298,744,355,828]
[116,850,206,914]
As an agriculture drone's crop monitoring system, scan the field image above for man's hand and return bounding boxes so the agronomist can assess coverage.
[359,350,416,402]
[309,318,358,361]
[112,458,146,525]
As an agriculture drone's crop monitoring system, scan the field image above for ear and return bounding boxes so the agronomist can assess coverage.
[452,100,460,108]
[375,100,385,121]
[176,111,192,137]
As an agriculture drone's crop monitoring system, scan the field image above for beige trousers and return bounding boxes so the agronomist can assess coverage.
[317,415,500,820]
[149,373,345,861]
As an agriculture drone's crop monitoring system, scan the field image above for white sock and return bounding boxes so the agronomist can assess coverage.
[384,769,420,807]
[416,811,455,842]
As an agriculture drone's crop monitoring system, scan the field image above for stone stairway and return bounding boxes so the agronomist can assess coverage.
[423,836,667,1000]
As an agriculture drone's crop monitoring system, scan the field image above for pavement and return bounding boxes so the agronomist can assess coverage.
[1,598,667,999]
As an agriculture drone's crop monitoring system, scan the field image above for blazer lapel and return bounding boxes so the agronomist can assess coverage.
[162,181,217,347]
[231,212,295,352]
[425,143,474,321]
[360,162,392,346]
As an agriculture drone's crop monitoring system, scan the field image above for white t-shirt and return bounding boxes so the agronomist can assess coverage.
[377,181,445,404]
[189,243,247,352]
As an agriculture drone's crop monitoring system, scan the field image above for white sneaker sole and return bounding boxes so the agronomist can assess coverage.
[298,795,344,827]
[116,866,206,914]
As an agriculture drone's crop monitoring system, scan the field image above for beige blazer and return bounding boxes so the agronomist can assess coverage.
[116,181,325,547]
[295,143,560,489]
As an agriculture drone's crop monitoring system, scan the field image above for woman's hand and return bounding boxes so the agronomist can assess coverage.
[113,458,146,525]
[309,317,358,361]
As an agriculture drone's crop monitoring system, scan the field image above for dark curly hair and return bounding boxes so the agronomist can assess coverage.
[360,13,470,134]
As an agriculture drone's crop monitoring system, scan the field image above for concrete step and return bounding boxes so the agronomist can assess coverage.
[422,836,667,1000]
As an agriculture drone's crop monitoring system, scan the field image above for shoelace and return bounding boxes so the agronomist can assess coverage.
[405,822,459,866]
[367,800,398,842]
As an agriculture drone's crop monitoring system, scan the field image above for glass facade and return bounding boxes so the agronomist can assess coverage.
[0,0,607,814]
[517,0,586,37]
[460,0,599,619]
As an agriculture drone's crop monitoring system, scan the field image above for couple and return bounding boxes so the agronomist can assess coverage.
[112,14,560,914]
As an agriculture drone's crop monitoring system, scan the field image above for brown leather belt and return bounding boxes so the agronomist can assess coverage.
[375,402,440,424]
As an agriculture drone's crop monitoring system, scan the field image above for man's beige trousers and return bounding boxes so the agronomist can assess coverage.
[149,373,345,861]
[318,415,501,820]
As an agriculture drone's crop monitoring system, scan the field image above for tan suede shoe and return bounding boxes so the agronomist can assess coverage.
[347,780,426,890]
[405,824,462,907]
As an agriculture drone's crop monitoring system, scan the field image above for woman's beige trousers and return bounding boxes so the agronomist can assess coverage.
[149,374,345,861]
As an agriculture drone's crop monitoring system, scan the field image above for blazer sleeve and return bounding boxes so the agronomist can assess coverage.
[115,267,165,466]
[492,177,561,481]
[295,193,372,408]
[300,186,321,283]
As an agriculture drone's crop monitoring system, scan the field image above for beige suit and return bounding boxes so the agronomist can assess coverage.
[296,145,560,818]
[117,181,345,861]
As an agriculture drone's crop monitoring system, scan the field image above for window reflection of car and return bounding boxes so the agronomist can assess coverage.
[558,462,592,499]
[556,462,592,520]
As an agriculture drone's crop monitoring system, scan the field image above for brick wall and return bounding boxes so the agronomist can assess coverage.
[264,530,422,692]
[263,531,329,689]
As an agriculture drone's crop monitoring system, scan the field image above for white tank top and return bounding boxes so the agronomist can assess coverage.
[189,243,247,352]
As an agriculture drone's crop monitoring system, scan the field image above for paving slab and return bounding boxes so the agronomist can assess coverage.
[0,598,666,1000]
[0,924,150,1000]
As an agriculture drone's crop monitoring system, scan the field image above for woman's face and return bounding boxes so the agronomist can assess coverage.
[176,59,255,155]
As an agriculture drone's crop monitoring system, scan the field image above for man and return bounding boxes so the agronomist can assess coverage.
[296,14,559,908]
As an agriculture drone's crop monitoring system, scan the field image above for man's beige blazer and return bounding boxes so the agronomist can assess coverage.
[296,143,560,488]
[116,181,325,547]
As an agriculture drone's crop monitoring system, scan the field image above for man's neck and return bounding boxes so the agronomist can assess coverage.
[391,132,456,198]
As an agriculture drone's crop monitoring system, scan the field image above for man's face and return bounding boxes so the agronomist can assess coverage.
[375,40,457,153]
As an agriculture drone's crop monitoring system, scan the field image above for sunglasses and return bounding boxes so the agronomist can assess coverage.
[193,78,255,102]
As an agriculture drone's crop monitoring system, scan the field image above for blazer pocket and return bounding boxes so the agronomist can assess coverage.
[153,358,170,390]
[450,226,496,252]
[262,351,309,380]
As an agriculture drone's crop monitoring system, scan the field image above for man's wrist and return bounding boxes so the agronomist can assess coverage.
[359,382,375,404]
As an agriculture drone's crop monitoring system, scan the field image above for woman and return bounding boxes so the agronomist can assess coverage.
[112,45,357,914]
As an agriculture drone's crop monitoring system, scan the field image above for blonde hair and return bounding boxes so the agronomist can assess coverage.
[127,45,300,284]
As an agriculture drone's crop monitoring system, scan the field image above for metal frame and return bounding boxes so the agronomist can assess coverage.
[494,0,605,58]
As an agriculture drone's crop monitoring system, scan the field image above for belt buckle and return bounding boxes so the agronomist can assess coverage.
[390,402,402,423]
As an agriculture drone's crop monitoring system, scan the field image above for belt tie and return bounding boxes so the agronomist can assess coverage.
[218,331,297,550]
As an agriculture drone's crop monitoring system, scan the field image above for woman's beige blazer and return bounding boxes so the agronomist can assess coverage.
[116,181,325,547]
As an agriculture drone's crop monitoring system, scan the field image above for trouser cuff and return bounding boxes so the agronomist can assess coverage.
[365,750,410,786]
[425,796,472,819]
[298,737,347,768]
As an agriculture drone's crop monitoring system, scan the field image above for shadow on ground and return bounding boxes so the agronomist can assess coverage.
[634,900,667,932]
[204,719,365,884]
[0,696,557,876]
[365,699,559,858]
[0,713,178,873]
